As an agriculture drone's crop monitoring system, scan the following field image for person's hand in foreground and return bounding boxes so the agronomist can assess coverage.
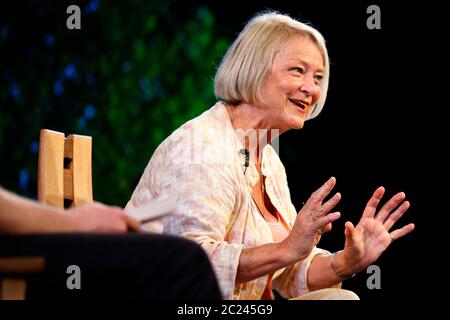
[66,202,141,233]
[0,187,141,234]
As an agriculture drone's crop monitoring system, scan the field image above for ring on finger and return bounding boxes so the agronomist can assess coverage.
[389,232,395,243]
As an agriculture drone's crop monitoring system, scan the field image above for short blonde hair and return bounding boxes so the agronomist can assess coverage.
[214,11,330,120]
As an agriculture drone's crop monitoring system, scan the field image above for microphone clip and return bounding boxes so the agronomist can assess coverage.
[240,148,249,175]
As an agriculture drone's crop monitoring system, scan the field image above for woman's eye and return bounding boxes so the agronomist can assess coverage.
[314,75,324,83]
[291,67,304,73]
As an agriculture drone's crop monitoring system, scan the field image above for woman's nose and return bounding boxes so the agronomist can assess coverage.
[300,76,320,97]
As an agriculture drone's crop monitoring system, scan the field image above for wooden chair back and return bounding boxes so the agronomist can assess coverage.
[0,129,93,299]
[38,129,93,208]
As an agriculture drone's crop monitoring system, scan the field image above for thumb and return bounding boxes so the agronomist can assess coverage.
[344,221,356,245]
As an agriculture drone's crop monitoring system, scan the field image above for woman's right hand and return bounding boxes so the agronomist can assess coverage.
[281,177,342,263]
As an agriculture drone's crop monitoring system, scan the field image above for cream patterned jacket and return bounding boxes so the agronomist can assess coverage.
[125,102,331,299]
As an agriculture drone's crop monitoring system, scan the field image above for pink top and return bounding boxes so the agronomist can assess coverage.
[262,210,290,300]
[267,211,290,243]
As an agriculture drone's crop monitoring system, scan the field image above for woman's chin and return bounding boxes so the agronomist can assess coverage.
[277,115,306,131]
[289,118,305,130]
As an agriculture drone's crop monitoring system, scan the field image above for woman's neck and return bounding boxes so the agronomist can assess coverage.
[224,102,280,165]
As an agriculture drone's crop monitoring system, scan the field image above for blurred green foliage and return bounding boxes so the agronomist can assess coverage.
[0,0,230,205]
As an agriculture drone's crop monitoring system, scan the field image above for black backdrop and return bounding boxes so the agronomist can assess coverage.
[205,0,444,303]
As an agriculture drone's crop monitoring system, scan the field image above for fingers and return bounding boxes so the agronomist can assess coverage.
[375,192,406,223]
[315,211,341,230]
[322,222,332,233]
[389,223,415,241]
[314,222,333,245]
[309,177,336,206]
[301,178,339,237]
[122,213,142,232]
[384,200,410,230]
[311,215,337,246]
[95,204,141,233]
[320,192,341,215]
[361,186,385,219]
[106,205,142,232]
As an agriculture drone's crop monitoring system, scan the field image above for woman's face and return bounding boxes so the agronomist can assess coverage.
[259,36,324,132]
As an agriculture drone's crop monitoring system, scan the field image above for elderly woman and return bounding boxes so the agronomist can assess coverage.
[125,12,414,300]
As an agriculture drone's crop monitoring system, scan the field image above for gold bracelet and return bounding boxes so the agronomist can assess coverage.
[330,252,356,280]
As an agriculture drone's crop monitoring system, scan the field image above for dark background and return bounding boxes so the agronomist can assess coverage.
[1,0,445,303]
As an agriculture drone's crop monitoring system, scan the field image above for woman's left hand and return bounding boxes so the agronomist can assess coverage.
[340,187,415,273]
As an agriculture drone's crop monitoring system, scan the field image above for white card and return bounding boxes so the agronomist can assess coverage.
[127,198,176,223]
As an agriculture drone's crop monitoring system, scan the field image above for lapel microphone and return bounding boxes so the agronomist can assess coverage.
[240,148,250,174]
